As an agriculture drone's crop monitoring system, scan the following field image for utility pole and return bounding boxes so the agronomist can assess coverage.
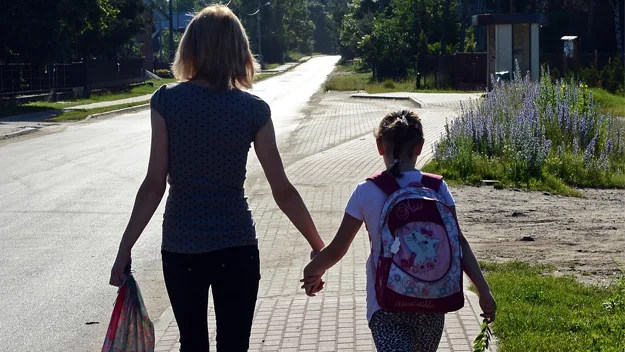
[169,0,174,62]
[247,2,270,68]
[257,13,263,67]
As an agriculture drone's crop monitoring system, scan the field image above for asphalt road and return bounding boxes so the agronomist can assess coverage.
[0,56,340,352]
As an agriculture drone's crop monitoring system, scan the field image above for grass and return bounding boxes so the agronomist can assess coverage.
[286,52,310,62]
[264,63,281,70]
[325,64,480,93]
[48,101,149,122]
[422,160,585,198]
[476,261,625,352]
[592,88,625,117]
[0,79,176,118]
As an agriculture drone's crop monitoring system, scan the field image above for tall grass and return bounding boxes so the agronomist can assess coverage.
[426,65,625,195]
[479,262,625,351]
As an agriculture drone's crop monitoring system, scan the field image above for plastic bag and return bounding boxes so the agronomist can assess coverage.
[102,273,155,352]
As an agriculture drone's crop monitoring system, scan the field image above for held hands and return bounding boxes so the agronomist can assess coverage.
[300,250,325,297]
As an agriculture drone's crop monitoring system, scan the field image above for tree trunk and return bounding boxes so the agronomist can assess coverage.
[588,0,595,51]
[441,0,451,53]
[608,0,624,60]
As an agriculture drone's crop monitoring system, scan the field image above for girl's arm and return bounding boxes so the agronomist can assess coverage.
[110,109,169,286]
[452,206,496,322]
[254,119,325,252]
[303,213,363,278]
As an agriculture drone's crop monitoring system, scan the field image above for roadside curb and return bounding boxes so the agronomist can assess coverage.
[463,274,498,352]
[350,93,425,108]
[0,127,41,140]
[260,56,312,74]
[153,306,175,345]
[83,103,150,121]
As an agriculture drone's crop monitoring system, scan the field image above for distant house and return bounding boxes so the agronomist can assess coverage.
[155,11,195,32]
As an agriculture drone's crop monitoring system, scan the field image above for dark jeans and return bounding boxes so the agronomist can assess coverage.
[162,245,260,352]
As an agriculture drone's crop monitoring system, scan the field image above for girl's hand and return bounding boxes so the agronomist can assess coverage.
[300,275,325,296]
[109,250,131,287]
[302,261,326,296]
[479,291,496,323]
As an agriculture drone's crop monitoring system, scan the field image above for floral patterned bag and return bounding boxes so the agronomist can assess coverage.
[102,273,155,352]
[368,171,464,313]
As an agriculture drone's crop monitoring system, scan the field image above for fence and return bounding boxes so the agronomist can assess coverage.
[417,53,488,90]
[0,59,145,99]
[540,52,619,78]
[0,64,74,97]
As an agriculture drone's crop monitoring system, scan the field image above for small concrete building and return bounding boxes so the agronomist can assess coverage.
[472,13,548,85]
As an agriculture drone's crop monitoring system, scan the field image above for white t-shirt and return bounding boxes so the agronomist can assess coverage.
[344,170,456,322]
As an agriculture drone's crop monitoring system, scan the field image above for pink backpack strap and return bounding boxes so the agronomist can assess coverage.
[420,172,443,192]
[367,171,401,195]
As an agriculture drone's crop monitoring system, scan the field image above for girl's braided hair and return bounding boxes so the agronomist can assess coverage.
[374,110,424,178]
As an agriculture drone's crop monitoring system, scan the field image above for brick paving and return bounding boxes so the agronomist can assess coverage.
[154,91,493,352]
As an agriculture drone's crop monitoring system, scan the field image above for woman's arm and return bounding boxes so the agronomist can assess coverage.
[109,109,169,286]
[254,119,324,252]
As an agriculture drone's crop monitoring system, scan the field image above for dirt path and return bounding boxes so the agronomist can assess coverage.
[452,186,625,286]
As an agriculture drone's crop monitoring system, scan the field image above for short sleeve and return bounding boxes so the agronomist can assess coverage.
[150,84,167,118]
[345,184,364,221]
[252,98,271,135]
[437,180,456,207]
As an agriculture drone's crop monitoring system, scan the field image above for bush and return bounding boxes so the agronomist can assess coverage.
[428,62,625,194]
[600,57,624,94]
[155,69,173,78]
[382,79,396,89]
[579,66,599,87]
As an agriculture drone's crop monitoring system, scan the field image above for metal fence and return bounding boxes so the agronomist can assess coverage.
[417,53,488,90]
[540,52,619,77]
[0,63,74,97]
[0,59,145,98]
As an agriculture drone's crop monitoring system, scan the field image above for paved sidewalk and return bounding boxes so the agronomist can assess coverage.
[153,91,492,352]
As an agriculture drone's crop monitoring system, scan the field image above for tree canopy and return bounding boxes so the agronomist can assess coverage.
[0,0,146,63]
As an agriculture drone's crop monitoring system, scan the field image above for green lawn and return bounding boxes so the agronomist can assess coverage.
[286,52,310,62]
[325,64,480,94]
[592,88,625,118]
[477,262,625,352]
[48,101,149,122]
[0,79,176,118]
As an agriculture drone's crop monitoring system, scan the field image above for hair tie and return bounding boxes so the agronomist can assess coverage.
[396,116,408,125]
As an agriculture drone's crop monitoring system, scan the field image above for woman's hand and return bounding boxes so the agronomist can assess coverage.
[301,261,326,296]
[109,250,131,287]
[300,275,324,296]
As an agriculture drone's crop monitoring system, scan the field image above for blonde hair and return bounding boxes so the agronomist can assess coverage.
[172,5,257,90]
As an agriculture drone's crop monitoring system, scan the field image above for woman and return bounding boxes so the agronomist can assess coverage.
[109,5,325,351]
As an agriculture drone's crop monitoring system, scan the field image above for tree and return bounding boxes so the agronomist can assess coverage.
[339,0,378,59]
[0,0,146,63]
[607,0,624,60]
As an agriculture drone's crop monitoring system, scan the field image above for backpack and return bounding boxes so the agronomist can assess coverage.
[368,171,464,313]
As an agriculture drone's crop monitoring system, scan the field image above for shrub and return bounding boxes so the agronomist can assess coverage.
[155,69,173,78]
[382,79,396,89]
[579,66,599,87]
[600,57,624,94]
[429,62,625,193]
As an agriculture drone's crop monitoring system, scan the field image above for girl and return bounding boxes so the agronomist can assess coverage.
[301,110,495,352]
[109,5,324,351]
